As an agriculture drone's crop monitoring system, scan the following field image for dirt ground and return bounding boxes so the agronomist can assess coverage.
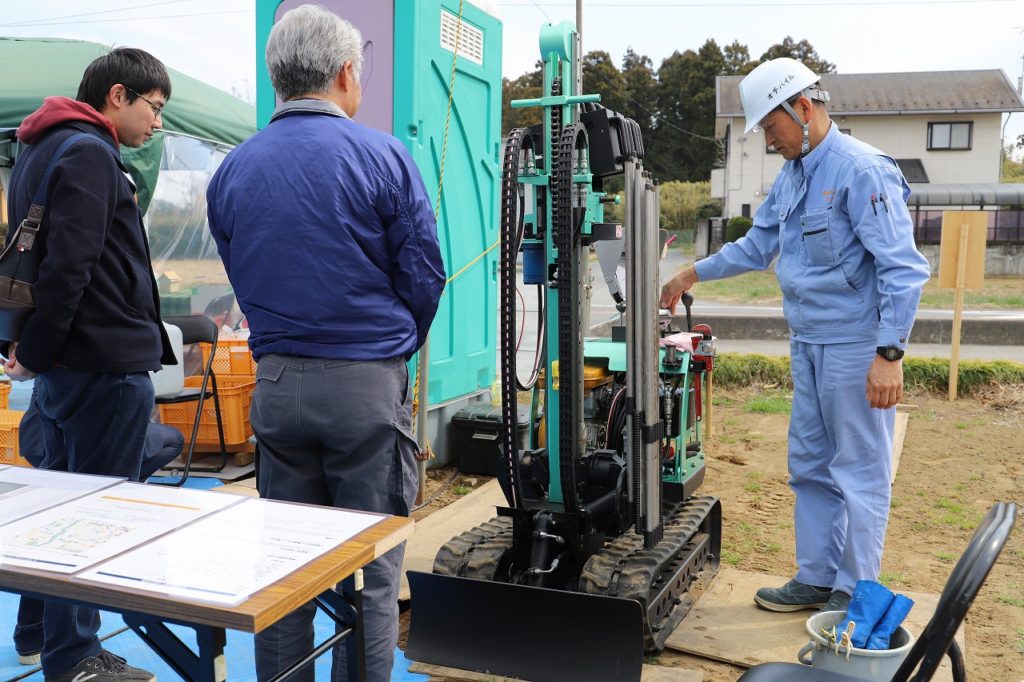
[401,385,1024,681]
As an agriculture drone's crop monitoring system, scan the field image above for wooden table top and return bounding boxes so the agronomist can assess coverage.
[0,514,414,633]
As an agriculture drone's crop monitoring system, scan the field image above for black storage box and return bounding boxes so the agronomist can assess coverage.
[450,404,532,476]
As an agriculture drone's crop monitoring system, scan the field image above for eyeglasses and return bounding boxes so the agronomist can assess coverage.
[124,86,165,116]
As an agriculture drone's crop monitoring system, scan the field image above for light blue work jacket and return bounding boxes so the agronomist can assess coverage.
[696,124,930,349]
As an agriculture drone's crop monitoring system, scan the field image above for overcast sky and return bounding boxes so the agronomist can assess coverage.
[2,0,1022,147]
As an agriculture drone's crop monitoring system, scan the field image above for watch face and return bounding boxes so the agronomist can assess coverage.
[886,348,899,360]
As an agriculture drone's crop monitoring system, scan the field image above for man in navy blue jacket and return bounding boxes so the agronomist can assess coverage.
[207,5,445,681]
[4,48,175,682]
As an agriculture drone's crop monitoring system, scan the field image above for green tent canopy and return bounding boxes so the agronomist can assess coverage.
[0,36,256,211]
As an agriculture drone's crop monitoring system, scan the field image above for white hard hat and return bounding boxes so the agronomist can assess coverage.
[738,57,827,134]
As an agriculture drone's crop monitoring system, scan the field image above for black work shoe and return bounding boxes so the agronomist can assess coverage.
[45,650,156,682]
[754,577,832,612]
[821,590,852,613]
[16,649,40,665]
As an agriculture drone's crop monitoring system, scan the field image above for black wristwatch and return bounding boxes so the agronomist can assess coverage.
[876,345,905,361]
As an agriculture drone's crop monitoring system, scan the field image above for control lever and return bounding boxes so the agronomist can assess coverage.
[681,292,694,332]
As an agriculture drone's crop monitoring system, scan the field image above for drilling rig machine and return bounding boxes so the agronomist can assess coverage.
[407,21,722,682]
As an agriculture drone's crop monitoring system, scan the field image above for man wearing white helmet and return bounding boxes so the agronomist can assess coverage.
[661,57,930,613]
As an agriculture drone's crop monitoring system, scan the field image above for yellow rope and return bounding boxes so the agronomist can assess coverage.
[434,0,465,217]
[414,0,466,423]
[445,239,498,286]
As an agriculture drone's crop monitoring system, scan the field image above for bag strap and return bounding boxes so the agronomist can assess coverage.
[15,132,111,254]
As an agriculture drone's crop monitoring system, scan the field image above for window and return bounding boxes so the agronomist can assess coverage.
[895,159,929,184]
[927,122,972,151]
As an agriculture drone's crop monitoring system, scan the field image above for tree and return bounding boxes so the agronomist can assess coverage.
[650,39,725,182]
[582,50,627,114]
[758,36,836,74]
[501,62,543,134]
[620,48,658,149]
[722,41,755,76]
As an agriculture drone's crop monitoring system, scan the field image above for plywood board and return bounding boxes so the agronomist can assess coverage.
[408,662,702,681]
[891,411,910,484]
[938,211,987,290]
[400,479,506,601]
[664,568,963,681]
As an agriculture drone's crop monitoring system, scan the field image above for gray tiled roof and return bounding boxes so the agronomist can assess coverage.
[717,70,1024,117]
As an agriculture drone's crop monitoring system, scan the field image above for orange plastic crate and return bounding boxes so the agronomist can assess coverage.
[158,376,255,446]
[200,339,256,379]
[0,381,10,409]
[0,409,29,466]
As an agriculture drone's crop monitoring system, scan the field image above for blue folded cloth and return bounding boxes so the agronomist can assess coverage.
[866,593,914,650]
[838,580,895,649]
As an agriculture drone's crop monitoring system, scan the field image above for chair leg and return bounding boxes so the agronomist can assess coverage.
[210,376,228,473]
[152,393,204,487]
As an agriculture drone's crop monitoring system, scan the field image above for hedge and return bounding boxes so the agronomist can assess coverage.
[711,353,1024,397]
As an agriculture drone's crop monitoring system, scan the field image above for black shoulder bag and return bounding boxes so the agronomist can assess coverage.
[0,132,103,342]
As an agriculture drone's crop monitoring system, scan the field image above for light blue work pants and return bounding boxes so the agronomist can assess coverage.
[788,339,895,596]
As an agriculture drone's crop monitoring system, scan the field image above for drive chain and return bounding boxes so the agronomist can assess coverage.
[499,127,526,508]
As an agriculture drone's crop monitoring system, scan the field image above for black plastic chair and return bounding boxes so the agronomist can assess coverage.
[737,502,1017,682]
[152,314,228,486]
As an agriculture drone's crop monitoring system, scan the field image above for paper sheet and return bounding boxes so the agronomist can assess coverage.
[0,482,242,573]
[0,468,123,526]
[79,497,384,605]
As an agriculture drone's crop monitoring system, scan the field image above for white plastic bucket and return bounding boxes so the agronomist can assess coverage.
[797,610,914,681]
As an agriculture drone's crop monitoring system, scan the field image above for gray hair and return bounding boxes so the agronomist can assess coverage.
[266,4,363,101]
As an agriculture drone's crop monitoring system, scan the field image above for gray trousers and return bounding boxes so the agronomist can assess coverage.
[251,355,418,682]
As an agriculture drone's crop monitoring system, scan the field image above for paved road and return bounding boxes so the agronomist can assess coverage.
[512,248,1024,364]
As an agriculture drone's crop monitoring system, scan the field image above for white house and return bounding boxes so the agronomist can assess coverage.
[711,69,1024,273]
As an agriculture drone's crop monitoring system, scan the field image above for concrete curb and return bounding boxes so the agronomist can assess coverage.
[590,314,1024,346]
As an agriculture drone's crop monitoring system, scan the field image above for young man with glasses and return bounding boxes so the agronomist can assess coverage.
[3,47,176,682]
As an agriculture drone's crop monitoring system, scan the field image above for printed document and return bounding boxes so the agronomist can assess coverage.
[0,482,242,573]
[79,497,384,605]
[0,468,122,525]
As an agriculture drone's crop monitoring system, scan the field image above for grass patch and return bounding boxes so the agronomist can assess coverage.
[744,482,763,493]
[746,471,764,480]
[693,270,781,304]
[997,595,1024,608]
[453,485,471,496]
[692,273,1024,309]
[933,498,980,530]
[1016,627,1024,653]
[746,395,791,414]
[919,275,1024,309]
[879,571,906,587]
[934,551,957,562]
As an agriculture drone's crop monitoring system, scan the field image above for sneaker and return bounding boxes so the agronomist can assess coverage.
[821,590,851,613]
[45,650,156,682]
[17,650,41,665]
[754,577,832,612]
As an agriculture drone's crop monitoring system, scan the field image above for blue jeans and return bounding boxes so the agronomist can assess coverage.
[14,411,181,659]
[28,370,155,677]
[251,355,418,682]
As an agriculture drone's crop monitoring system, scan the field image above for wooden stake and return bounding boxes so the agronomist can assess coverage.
[704,369,713,439]
[948,223,970,401]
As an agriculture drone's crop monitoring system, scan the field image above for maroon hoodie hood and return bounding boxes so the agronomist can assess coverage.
[17,96,119,146]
